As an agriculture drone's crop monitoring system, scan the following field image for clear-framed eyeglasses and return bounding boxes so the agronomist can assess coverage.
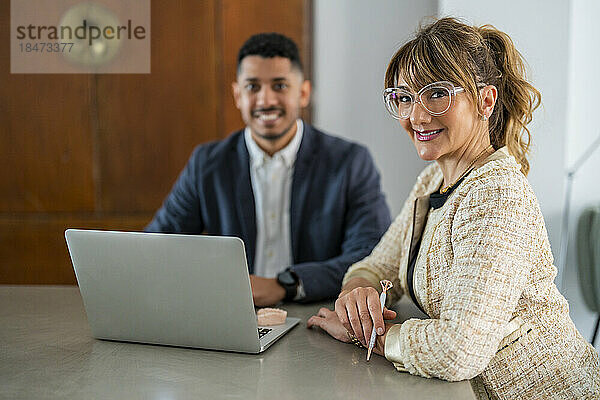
[383,80,465,120]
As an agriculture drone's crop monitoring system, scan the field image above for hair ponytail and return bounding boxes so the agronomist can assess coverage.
[478,26,541,176]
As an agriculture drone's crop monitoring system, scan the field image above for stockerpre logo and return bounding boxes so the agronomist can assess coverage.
[11,0,151,73]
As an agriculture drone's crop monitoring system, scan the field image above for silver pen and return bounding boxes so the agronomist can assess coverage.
[367,280,393,361]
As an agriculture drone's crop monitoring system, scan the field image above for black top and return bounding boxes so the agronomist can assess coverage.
[428,175,467,210]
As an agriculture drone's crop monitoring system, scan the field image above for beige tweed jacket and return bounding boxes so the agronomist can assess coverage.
[343,147,600,399]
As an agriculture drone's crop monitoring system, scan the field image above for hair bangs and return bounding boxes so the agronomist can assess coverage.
[387,33,469,93]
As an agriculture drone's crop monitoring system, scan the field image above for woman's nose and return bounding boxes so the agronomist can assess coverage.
[409,101,432,125]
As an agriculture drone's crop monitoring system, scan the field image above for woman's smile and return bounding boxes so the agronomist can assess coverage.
[414,128,444,141]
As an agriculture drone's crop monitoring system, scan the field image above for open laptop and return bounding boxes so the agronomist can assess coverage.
[64,229,300,353]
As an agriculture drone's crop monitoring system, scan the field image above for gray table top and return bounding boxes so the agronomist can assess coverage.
[0,286,475,400]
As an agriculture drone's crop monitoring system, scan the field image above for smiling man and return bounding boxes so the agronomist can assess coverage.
[146,33,390,306]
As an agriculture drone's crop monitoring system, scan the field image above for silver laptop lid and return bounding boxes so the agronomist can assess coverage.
[65,229,262,353]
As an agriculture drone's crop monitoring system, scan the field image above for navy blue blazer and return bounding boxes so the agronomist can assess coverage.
[146,124,391,302]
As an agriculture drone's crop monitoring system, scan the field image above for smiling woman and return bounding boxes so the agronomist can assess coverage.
[384,17,540,178]
[307,17,600,399]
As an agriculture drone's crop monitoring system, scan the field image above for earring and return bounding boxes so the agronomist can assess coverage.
[481,114,488,121]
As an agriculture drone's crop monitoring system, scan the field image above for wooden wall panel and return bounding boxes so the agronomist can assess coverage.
[0,215,151,284]
[219,0,312,135]
[95,1,220,213]
[0,0,312,284]
[0,0,95,213]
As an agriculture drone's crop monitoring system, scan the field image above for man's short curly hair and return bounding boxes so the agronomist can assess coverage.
[237,32,303,74]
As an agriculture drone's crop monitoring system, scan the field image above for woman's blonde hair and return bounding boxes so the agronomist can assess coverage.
[385,17,541,175]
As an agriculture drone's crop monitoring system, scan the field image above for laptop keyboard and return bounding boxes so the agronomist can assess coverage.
[258,327,272,339]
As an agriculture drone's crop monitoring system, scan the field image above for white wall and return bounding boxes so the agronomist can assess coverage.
[313,0,434,216]
[564,0,600,349]
[314,0,599,350]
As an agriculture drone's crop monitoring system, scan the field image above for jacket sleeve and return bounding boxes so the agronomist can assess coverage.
[145,147,204,234]
[385,175,539,381]
[291,146,392,302]
[340,192,414,304]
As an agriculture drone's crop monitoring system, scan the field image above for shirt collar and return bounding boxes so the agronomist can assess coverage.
[244,119,304,168]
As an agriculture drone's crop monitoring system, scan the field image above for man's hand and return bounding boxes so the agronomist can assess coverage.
[249,275,286,306]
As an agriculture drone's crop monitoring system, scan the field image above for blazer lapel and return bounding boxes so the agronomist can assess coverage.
[404,195,431,291]
[290,125,317,262]
[233,135,256,272]
[409,195,431,263]
[400,167,443,314]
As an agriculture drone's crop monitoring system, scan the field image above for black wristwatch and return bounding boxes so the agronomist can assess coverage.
[277,269,299,301]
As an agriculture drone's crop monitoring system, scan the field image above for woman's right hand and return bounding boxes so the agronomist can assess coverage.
[335,284,397,347]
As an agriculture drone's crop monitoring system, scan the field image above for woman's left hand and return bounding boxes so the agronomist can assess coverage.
[307,307,351,343]
[308,307,392,357]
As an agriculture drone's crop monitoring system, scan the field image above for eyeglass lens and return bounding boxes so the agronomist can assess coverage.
[385,85,452,119]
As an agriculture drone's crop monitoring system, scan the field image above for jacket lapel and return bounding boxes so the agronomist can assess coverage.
[290,125,317,262]
[408,195,431,266]
[400,167,442,311]
[403,194,431,312]
[233,134,256,272]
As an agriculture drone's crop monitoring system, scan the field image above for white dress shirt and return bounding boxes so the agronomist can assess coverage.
[244,119,303,283]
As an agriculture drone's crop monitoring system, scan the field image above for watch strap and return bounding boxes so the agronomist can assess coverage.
[277,269,299,301]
